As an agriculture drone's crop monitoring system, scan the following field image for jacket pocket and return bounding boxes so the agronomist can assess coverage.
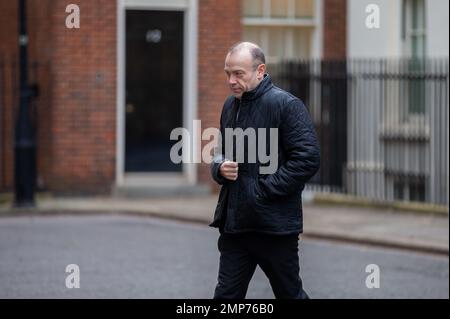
[247,177,266,209]
[209,186,228,227]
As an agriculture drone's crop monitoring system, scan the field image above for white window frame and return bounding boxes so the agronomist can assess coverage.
[242,0,322,61]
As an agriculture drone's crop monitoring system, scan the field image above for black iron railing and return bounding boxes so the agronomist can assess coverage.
[271,58,449,205]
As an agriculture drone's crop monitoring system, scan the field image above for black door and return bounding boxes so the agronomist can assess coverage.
[125,10,183,172]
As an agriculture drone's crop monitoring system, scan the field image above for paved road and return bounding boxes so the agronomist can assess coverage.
[0,214,448,299]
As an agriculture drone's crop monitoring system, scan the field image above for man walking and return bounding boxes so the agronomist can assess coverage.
[210,42,320,299]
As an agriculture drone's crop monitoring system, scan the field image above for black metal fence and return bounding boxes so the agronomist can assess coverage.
[271,58,449,205]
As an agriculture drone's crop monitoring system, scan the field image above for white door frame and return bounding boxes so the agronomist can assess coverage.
[116,0,198,186]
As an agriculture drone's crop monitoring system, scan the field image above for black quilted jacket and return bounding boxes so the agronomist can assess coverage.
[210,74,320,235]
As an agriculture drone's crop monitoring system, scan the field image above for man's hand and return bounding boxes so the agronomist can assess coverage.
[219,161,238,181]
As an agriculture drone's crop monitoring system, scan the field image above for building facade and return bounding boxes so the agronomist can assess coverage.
[0,0,345,196]
[345,0,449,204]
[1,0,447,205]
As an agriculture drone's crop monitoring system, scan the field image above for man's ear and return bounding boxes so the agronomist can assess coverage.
[257,64,266,78]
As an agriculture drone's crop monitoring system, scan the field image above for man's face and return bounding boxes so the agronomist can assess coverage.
[224,51,265,99]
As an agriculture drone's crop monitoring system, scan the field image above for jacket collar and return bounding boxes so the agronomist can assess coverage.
[239,73,273,102]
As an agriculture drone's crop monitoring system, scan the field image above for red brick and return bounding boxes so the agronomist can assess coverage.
[323,0,347,60]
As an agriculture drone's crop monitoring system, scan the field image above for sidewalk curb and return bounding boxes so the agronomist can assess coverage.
[1,206,448,256]
[313,193,449,216]
[302,230,449,256]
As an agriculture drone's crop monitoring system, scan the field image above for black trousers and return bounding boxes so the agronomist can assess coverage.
[213,232,310,299]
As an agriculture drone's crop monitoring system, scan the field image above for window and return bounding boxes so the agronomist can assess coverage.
[393,178,426,202]
[409,180,425,202]
[242,0,316,64]
[402,0,426,114]
[243,0,263,17]
[402,0,426,58]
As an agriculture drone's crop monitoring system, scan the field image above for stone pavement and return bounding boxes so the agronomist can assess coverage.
[0,195,448,255]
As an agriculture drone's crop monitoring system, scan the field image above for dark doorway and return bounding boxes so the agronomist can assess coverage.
[125,10,184,172]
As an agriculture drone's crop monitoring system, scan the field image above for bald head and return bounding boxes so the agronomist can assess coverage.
[224,42,266,99]
[228,42,266,70]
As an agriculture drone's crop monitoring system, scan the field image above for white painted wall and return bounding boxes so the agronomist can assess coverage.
[426,0,449,58]
[347,0,402,58]
[348,0,449,58]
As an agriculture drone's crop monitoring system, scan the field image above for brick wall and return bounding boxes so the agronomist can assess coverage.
[198,0,242,191]
[1,0,242,195]
[0,0,116,195]
[0,0,18,192]
[47,0,116,194]
[323,0,347,60]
